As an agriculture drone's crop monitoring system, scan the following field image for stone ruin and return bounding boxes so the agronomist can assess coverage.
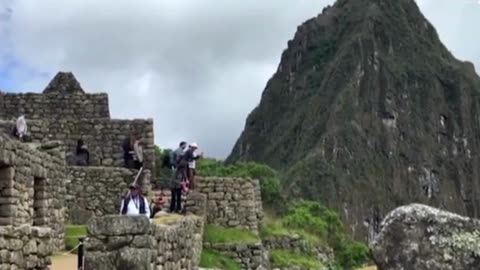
[0,72,155,269]
[0,71,270,270]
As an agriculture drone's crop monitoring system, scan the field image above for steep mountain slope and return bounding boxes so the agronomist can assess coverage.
[227,0,480,241]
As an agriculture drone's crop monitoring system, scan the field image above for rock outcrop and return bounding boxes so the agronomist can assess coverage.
[227,0,480,240]
[371,204,480,270]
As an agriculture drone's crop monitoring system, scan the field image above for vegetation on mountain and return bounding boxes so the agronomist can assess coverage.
[226,0,480,241]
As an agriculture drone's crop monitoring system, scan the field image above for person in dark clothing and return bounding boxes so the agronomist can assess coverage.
[170,141,187,170]
[76,139,90,166]
[170,163,187,213]
[123,135,135,168]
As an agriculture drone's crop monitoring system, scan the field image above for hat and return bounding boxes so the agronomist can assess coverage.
[129,184,137,190]
[190,142,198,148]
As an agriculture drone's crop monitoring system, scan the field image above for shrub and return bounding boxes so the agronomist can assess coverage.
[203,224,259,244]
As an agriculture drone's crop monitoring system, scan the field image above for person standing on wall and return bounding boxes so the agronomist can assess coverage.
[120,184,151,218]
[184,142,203,190]
[122,135,135,168]
[170,141,187,170]
[170,161,187,213]
[133,135,144,170]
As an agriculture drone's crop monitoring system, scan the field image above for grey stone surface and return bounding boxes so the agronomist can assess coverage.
[371,204,480,270]
[0,118,155,172]
[0,225,53,270]
[85,215,204,270]
[196,177,263,232]
[0,136,66,253]
[87,215,151,236]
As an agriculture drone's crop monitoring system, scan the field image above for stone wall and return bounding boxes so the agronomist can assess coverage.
[196,177,263,232]
[0,225,53,270]
[0,118,155,173]
[0,136,66,252]
[84,215,203,270]
[204,241,269,270]
[66,167,152,224]
[0,92,110,120]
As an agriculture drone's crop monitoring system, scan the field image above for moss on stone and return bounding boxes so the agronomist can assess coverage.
[449,230,480,256]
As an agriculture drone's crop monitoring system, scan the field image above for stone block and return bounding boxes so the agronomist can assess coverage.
[87,215,151,236]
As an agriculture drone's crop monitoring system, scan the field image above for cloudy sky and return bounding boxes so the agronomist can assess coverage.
[0,0,479,159]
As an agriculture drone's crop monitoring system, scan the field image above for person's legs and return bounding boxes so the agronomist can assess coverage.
[190,169,196,190]
[175,188,182,212]
[169,189,176,212]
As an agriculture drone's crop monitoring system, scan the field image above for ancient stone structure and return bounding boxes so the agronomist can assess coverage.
[66,167,152,224]
[0,72,155,173]
[84,215,203,270]
[196,177,263,232]
[0,135,68,269]
[0,225,53,270]
[371,204,480,270]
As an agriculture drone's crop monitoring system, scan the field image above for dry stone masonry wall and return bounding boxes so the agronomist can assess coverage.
[84,215,204,270]
[0,136,66,253]
[0,93,109,120]
[0,118,155,172]
[196,177,263,232]
[0,225,53,270]
[0,71,109,120]
[66,167,152,224]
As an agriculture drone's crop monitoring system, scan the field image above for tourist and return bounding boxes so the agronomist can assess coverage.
[133,135,144,170]
[170,163,187,213]
[14,115,28,141]
[150,190,166,218]
[122,135,135,168]
[170,141,187,170]
[184,142,203,190]
[75,139,90,166]
[120,184,150,218]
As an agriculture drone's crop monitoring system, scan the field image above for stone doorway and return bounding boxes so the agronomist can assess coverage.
[33,177,48,226]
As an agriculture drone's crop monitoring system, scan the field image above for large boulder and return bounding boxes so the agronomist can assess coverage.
[371,204,480,270]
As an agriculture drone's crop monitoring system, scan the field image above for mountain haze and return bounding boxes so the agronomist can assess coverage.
[227,0,480,241]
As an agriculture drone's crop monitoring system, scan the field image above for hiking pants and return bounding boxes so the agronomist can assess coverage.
[170,188,182,212]
[188,168,196,190]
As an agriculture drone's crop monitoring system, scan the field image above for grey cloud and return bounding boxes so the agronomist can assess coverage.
[3,0,480,158]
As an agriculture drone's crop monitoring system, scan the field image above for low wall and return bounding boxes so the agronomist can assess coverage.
[196,177,263,232]
[0,136,66,252]
[0,225,53,270]
[0,118,155,173]
[0,92,110,120]
[204,241,269,270]
[66,167,152,224]
[84,215,203,270]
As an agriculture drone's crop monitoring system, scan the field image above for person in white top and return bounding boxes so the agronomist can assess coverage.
[184,142,203,190]
[15,115,28,140]
[119,184,150,218]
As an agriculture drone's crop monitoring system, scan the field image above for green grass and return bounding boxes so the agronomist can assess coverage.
[260,219,322,246]
[203,224,259,244]
[271,249,322,269]
[199,248,241,270]
[65,225,87,251]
